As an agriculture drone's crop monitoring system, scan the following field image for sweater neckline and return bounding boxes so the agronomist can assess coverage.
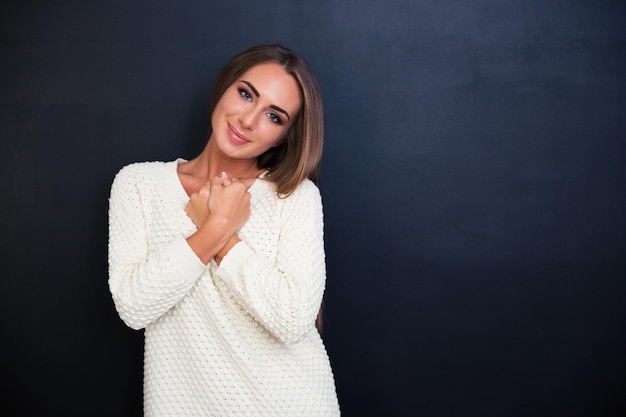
[171,158,190,204]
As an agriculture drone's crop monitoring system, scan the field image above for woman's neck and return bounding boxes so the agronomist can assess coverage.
[183,142,262,181]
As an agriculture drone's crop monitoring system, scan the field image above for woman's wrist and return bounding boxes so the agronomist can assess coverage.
[215,235,241,265]
[186,217,236,265]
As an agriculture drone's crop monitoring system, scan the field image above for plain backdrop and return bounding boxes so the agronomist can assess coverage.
[1,1,625,416]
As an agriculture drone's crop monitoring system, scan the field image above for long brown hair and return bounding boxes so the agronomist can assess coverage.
[209,44,324,197]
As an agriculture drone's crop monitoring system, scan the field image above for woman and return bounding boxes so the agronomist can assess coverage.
[108,44,340,416]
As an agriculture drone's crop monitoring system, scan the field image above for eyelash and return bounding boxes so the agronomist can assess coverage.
[238,88,283,125]
[239,88,252,101]
[268,113,282,125]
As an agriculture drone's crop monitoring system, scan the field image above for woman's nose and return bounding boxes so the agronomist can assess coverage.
[238,108,255,130]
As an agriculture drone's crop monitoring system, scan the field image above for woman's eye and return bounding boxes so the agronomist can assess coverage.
[239,89,252,101]
[268,113,282,125]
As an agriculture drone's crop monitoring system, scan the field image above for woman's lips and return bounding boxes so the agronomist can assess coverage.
[228,123,249,145]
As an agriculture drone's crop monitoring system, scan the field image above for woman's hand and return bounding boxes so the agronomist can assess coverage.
[207,172,251,235]
[184,172,251,265]
[184,172,251,232]
[185,182,212,228]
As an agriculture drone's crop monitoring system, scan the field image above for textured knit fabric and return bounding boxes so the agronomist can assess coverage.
[108,159,340,417]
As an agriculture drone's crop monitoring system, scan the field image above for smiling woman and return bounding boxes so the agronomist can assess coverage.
[208,62,302,165]
[107,45,340,416]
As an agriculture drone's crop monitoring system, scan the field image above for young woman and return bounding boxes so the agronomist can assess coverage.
[108,44,340,416]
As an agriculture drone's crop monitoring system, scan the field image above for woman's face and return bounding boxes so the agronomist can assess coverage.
[211,62,302,162]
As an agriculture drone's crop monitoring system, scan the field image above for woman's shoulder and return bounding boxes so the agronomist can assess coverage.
[293,178,320,197]
[111,160,180,194]
[279,179,323,209]
[257,177,320,199]
[114,159,177,181]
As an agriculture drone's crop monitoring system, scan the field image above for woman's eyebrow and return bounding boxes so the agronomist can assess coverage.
[242,80,260,98]
[241,80,290,121]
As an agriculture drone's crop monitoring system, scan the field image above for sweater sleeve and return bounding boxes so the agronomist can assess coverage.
[107,164,206,330]
[213,181,327,345]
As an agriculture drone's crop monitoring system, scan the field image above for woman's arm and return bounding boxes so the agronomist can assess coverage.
[107,165,206,330]
[213,181,327,345]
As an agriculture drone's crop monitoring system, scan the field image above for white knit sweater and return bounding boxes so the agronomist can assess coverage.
[108,159,340,416]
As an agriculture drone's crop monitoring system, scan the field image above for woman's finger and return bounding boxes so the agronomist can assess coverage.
[211,175,223,187]
[221,171,232,186]
[198,183,211,199]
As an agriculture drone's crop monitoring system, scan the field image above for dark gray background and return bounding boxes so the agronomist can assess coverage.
[1,1,625,416]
